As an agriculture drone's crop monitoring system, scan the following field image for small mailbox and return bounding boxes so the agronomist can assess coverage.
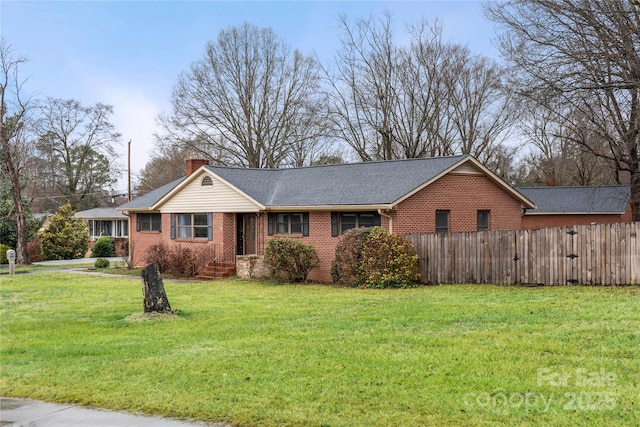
[6,249,16,275]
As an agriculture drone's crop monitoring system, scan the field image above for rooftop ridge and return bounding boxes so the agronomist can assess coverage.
[205,154,468,173]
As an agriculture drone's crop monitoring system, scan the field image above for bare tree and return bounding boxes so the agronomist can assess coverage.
[0,39,34,264]
[32,98,121,211]
[158,23,326,169]
[520,104,618,186]
[485,0,640,220]
[326,13,517,163]
[326,12,400,161]
[135,145,193,195]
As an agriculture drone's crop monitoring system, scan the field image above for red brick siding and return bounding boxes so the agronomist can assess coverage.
[521,203,632,229]
[130,212,231,266]
[262,212,339,282]
[391,173,522,234]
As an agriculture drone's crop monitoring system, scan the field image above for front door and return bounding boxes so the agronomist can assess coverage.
[236,214,257,255]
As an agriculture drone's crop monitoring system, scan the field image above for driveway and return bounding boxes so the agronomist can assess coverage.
[33,257,123,266]
[0,397,231,426]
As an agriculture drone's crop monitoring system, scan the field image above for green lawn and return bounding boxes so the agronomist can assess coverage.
[1,273,638,427]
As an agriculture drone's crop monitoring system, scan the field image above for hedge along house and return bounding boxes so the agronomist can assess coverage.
[117,155,536,281]
[518,185,632,230]
[75,207,129,255]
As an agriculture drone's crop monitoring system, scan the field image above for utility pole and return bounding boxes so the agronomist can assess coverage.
[128,139,132,201]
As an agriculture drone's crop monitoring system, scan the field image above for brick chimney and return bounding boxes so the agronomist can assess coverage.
[186,156,209,176]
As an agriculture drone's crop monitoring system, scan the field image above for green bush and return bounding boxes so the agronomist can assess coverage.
[0,244,11,264]
[331,227,419,288]
[331,227,374,286]
[38,202,89,260]
[264,238,320,283]
[94,258,110,269]
[91,236,116,257]
[360,227,419,288]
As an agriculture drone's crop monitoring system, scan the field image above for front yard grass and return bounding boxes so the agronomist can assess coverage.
[0,273,638,426]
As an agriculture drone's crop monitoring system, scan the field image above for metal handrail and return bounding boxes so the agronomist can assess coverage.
[212,244,236,265]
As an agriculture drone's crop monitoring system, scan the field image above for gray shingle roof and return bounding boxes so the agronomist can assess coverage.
[118,155,533,211]
[207,155,467,206]
[117,178,185,211]
[518,185,630,214]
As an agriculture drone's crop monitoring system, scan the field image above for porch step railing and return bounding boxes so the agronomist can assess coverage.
[194,245,237,280]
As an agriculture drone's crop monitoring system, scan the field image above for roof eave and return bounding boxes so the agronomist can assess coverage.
[524,211,625,215]
[264,204,394,212]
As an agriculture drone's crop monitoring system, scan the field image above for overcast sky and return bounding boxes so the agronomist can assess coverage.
[1,1,500,192]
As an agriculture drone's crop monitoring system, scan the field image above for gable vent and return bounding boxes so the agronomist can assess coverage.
[201,176,213,187]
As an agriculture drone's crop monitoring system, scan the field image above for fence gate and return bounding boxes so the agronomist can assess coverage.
[566,228,578,285]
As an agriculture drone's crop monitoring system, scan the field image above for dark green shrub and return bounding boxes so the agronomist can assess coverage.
[264,238,320,282]
[38,203,89,260]
[91,236,116,257]
[331,227,374,286]
[0,244,10,264]
[94,258,110,269]
[360,227,419,288]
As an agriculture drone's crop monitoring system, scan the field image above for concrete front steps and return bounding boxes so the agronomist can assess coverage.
[195,262,237,280]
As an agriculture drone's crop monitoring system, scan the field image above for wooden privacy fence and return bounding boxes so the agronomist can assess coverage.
[406,222,639,286]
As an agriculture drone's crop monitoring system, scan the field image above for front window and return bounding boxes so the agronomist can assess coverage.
[88,220,114,238]
[115,220,128,237]
[176,213,209,239]
[331,211,381,236]
[435,210,449,233]
[138,213,161,232]
[269,212,308,235]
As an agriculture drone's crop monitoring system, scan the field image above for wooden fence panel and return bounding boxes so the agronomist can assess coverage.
[407,222,640,286]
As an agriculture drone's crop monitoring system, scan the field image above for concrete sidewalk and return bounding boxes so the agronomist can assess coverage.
[32,257,123,266]
[0,397,232,427]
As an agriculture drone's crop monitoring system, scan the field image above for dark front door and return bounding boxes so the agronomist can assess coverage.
[236,214,257,255]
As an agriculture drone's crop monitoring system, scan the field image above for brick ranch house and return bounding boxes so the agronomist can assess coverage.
[118,155,541,281]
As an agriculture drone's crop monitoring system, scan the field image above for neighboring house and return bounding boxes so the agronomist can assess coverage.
[117,155,535,281]
[75,207,129,254]
[518,186,632,230]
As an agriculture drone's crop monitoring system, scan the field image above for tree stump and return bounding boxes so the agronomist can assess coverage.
[141,263,173,313]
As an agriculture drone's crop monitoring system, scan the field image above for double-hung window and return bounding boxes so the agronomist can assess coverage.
[268,212,309,236]
[331,211,381,236]
[137,213,161,232]
[170,213,212,240]
[435,210,449,233]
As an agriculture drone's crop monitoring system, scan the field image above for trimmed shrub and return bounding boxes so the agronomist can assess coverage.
[0,244,10,264]
[91,236,116,257]
[38,203,89,260]
[144,242,212,277]
[331,227,419,288]
[264,238,320,283]
[94,258,110,269]
[331,227,374,286]
[360,227,419,288]
[145,242,171,273]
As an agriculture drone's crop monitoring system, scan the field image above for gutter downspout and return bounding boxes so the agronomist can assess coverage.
[378,209,393,234]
